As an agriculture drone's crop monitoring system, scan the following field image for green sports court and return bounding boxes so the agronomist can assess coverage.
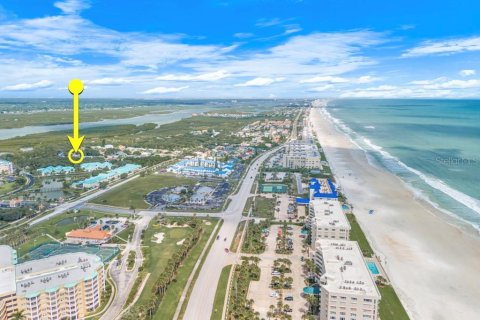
[260,184,288,193]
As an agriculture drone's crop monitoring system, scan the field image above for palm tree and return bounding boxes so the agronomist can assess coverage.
[12,310,25,320]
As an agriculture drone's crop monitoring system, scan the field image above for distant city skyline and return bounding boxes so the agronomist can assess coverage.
[0,0,479,98]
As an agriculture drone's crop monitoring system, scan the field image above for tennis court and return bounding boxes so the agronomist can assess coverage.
[260,184,288,193]
[21,242,119,263]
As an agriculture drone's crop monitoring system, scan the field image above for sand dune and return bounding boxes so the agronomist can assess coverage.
[310,107,480,320]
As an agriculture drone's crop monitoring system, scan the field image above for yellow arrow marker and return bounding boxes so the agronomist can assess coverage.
[67,79,85,164]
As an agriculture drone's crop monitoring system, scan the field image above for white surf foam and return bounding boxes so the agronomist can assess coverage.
[320,105,480,227]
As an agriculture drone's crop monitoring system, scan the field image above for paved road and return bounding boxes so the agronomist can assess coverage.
[100,211,155,320]
[183,148,278,320]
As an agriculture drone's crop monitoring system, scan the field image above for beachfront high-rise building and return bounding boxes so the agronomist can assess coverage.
[0,246,105,320]
[0,160,14,175]
[281,140,322,169]
[0,246,18,320]
[314,240,381,320]
[308,199,350,248]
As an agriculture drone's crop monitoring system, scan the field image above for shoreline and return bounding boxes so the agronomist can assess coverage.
[310,107,480,320]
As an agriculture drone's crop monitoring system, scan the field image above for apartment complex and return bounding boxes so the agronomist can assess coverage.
[281,140,322,169]
[0,246,105,320]
[308,199,351,247]
[0,160,14,175]
[0,246,18,320]
[314,240,381,320]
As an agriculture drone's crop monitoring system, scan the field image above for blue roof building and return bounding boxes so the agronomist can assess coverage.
[309,178,338,200]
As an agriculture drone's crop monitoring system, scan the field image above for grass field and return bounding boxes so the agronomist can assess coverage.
[133,218,217,319]
[379,285,410,320]
[253,196,276,218]
[346,213,374,257]
[230,221,246,252]
[91,173,196,209]
[211,265,232,320]
[0,181,15,195]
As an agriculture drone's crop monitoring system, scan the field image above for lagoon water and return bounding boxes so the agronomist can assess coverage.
[325,99,480,229]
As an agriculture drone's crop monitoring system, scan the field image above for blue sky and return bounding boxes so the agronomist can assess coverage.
[0,0,480,98]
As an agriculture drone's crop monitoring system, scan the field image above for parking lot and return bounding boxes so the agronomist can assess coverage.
[247,224,308,319]
[275,194,295,221]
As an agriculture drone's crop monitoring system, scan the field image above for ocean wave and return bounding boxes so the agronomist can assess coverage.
[364,125,375,130]
[320,105,480,226]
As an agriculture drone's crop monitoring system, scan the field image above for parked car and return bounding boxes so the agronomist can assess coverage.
[285,296,294,301]
[270,291,279,297]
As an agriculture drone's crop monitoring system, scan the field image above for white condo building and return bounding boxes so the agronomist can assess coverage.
[281,140,322,169]
[308,199,351,248]
[0,245,105,320]
[314,240,381,320]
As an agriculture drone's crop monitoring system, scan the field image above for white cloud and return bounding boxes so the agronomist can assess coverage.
[234,33,254,39]
[142,86,189,94]
[402,36,480,57]
[235,77,285,87]
[54,0,90,15]
[301,75,380,84]
[460,69,476,77]
[310,85,334,92]
[340,85,453,98]
[423,79,480,89]
[2,80,53,91]
[88,78,134,85]
[156,70,231,81]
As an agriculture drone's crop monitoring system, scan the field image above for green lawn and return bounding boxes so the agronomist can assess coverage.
[133,218,217,319]
[211,265,232,320]
[252,196,276,218]
[0,181,15,195]
[346,213,374,257]
[230,221,246,252]
[379,285,410,320]
[91,173,196,209]
[242,197,253,216]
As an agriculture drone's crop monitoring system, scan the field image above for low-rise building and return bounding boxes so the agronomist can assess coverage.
[80,162,112,172]
[167,157,234,178]
[314,240,381,320]
[0,160,14,175]
[37,165,74,176]
[66,225,112,244]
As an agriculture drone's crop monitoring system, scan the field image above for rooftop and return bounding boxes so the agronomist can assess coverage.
[0,245,17,295]
[66,225,112,240]
[15,252,103,297]
[311,198,350,229]
[316,239,380,298]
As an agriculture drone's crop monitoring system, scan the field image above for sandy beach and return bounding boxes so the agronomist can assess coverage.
[310,107,480,320]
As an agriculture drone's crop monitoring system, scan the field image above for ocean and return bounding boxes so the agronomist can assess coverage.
[324,99,480,230]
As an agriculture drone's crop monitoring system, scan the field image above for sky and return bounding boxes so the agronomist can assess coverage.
[0,0,480,98]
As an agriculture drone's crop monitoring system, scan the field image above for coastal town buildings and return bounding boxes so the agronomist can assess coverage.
[167,157,234,178]
[0,160,14,175]
[314,240,381,320]
[0,246,105,320]
[72,164,141,189]
[37,166,74,176]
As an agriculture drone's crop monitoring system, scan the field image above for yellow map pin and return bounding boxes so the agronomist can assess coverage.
[67,79,85,164]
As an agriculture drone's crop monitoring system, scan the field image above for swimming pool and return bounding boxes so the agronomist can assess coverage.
[367,261,380,275]
[303,286,321,295]
[341,204,351,212]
